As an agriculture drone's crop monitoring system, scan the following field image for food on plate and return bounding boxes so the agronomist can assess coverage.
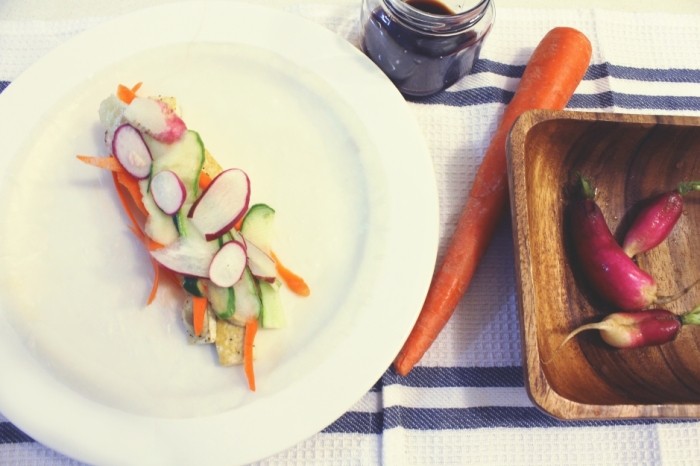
[393,27,593,376]
[78,82,310,390]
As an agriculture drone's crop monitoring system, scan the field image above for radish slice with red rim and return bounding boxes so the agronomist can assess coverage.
[112,124,152,179]
[245,240,276,283]
[150,236,219,278]
[151,170,186,215]
[188,168,250,241]
[209,240,247,288]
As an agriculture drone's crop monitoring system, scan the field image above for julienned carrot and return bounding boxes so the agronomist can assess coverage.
[77,154,125,172]
[393,27,593,376]
[244,319,258,391]
[199,171,213,190]
[112,172,143,237]
[113,173,167,305]
[270,251,310,297]
[115,170,148,217]
[192,296,208,337]
[78,154,147,216]
[146,257,161,305]
[116,82,143,105]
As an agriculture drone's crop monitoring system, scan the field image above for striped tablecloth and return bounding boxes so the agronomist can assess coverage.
[2,2,700,465]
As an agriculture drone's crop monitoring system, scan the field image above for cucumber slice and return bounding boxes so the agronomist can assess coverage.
[147,130,205,204]
[231,267,261,325]
[260,279,285,329]
[240,203,275,252]
[174,210,189,237]
[206,281,235,320]
[182,277,205,297]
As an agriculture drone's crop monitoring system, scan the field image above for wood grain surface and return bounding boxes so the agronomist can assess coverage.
[507,109,700,419]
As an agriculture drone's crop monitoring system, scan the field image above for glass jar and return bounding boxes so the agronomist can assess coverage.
[360,0,495,98]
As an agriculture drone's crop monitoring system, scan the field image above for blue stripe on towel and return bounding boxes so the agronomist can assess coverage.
[0,423,33,444]
[0,81,9,93]
[569,92,700,111]
[472,59,700,83]
[413,86,700,111]
[323,406,693,434]
[370,366,524,390]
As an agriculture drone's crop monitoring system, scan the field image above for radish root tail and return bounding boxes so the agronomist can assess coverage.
[541,321,610,365]
[655,277,700,306]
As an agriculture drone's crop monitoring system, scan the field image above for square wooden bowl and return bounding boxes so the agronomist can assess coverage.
[507,109,700,420]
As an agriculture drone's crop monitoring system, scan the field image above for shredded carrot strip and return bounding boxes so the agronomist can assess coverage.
[76,154,124,172]
[115,170,148,217]
[127,224,146,241]
[270,251,310,297]
[244,320,258,391]
[192,296,208,337]
[116,81,142,104]
[114,173,165,305]
[146,257,161,305]
[233,215,245,232]
[129,224,164,250]
[112,172,143,236]
[145,237,164,251]
[198,171,213,190]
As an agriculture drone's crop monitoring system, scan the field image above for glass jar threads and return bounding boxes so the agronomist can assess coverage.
[360,0,495,97]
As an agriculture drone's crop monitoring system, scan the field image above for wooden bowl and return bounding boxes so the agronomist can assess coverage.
[507,109,700,420]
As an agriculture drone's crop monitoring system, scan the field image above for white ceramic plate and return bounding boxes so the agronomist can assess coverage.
[0,2,438,464]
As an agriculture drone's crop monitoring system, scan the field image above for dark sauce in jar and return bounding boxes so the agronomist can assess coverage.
[407,0,453,14]
[361,0,494,97]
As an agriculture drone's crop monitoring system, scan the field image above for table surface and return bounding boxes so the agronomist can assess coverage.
[2,1,700,465]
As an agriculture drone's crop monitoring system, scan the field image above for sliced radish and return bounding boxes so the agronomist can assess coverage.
[245,240,276,283]
[123,96,186,144]
[150,235,218,278]
[209,241,247,288]
[112,124,152,179]
[188,168,250,241]
[231,229,247,248]
[151,170,186,215]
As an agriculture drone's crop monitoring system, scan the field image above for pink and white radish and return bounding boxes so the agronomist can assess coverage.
[543,307,700,364]
[188,168,250,241]
[623,181,700,258]
[123,96,186,144]
[112,124,152,179]
[569,175,657,310]
[245,240,276,282]
[548,306,700,359]
[150,235,219,278]
[209,240,247,288]
[151,170,186,215]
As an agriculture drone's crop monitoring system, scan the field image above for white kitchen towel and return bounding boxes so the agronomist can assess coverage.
[1,3,700,465]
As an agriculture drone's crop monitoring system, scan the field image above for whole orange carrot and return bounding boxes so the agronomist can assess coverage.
[394,27,592,376]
